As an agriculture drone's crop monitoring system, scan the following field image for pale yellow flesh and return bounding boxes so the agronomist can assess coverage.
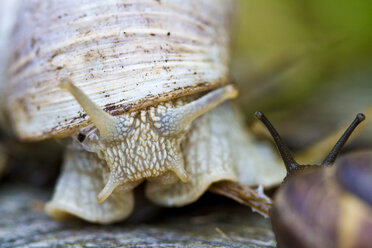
[46,148,135,224]
[146,102,285,206]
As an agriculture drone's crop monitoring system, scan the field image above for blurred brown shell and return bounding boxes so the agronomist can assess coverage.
[272,151,372,248]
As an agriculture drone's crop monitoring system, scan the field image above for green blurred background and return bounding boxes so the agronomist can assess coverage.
[231,0,372,150]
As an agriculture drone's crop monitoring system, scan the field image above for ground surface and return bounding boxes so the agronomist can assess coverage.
[0,183,276,248]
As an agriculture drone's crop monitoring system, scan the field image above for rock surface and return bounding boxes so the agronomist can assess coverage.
[0,183,276,248]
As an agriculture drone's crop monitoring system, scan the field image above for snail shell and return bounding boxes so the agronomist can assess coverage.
[6,0,233,140]
[0,0,22,124]
[6,0,285,223]
[271,151,372,248]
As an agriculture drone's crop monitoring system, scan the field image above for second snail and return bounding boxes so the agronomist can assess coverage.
[256,111,372,248]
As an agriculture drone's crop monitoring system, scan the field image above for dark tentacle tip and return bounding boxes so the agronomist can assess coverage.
[356,113,365,122]
[255,111,263,120]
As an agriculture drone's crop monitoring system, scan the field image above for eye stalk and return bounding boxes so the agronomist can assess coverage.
[60,79,121,141]
[321,113,365,167]
[255,111,365,178]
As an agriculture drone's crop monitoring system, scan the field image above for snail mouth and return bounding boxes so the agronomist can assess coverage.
[97,166,189,203]
[96,167,145,203]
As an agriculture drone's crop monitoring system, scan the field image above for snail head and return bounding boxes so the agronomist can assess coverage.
[255,111,365,179]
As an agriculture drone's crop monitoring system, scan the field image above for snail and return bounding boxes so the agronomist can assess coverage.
[4,0,286,224]
[255,111,372,248]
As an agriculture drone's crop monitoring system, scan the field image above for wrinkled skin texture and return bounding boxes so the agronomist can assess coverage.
[47,101,285,223]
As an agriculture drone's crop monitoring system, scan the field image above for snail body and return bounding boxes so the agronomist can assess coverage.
[5,0,285,224]
[255,112,372,248]
[272,151,372,248]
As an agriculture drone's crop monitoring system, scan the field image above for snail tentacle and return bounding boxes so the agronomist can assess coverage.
[60,79,130,141]
[321,113,365,167]
[96,173,121,203]
[155,85,238,136]
[255,111,300,175]
[169,152,189,183]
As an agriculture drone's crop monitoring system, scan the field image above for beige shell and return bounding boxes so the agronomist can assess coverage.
[6,0,233,140]
[0,0,21,125]
[6,0,286,224]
